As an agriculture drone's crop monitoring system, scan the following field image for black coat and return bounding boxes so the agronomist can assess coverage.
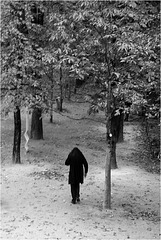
[65,147,88,184]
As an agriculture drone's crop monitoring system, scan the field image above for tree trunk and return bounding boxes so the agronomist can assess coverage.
[104,39,117,208]
[58,66,63,112]
[111,139,117,169]
[104,150,111,209]
[50,92,53,123]
[12,106,21,163]
[50,113,53,123]
[106,116,111,142]
[56,97,63,112]
[110,109,123,169]
[50,73,54,123]
[50,94,53,123]
[117,112,124,143]
[59,97,63,112]
[104,84,112,209]
[30,107,43,140]
[104,110,118,209]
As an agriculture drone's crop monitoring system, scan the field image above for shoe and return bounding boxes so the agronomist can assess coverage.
[71,199,76,204]
[77,198,80,202]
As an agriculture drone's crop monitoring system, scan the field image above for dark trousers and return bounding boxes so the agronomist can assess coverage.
[70,183,80,201]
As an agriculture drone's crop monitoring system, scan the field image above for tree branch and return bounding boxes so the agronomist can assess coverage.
[53,109,106,124]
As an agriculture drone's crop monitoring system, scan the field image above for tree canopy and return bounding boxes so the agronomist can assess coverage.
[1,0,160,117]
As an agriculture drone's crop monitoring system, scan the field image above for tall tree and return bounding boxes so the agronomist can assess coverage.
[30,107,43,139]
[2,1,28,163]
[71,0,160,208]
[1,1,45,161]
[1,1,160,203]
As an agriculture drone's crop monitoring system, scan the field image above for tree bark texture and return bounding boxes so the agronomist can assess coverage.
[30,108,43,140]
[117,112,124,143]
[110,110,124,144]
[56,97,63,112]
[110,112,119,169]
[104,151,111,209]
[104,82,112,209]
[106,116,111,142]
[12,106,21,163]
[110,139,117,169]
[50,73,54,123]
[58,66,63,112]
[106,117,118,171]
[50,89,54,123]
[50,96,53,123]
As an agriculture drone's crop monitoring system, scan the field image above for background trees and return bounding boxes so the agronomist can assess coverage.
[1,0,160,208]
[69,0,160,208]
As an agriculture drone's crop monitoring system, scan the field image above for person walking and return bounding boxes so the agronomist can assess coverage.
[65,147,88,204]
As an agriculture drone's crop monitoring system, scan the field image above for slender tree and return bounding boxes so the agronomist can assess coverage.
[1,1,29,163]
[12,106,21,163]
[1,1,160,202]
[1,1,45,162]
[71,0,160,208]
[30,107,43,139]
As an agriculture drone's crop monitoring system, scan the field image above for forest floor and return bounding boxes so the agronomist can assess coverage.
[0,100,160,240]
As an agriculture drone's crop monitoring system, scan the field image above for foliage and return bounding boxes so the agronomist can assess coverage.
[1,0,160,117]
[70,1,160,119]
[1,1,46,112]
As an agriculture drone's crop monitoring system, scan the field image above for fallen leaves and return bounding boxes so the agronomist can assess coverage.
[1,103,160,240]
[122,204,160,222]
[29,170,65,180]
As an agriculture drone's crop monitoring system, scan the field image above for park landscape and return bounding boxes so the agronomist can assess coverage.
[1,100,160,239]
[1,1,160,240]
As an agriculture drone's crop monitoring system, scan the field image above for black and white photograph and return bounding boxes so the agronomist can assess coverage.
[1,0,160,239]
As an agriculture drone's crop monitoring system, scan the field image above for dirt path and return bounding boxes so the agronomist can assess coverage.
[1,102,160,239]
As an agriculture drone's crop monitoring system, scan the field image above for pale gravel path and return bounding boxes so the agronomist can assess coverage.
[1,102,160,240]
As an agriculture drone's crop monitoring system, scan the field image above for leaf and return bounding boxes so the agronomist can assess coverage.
[128,1,137,9]
[114,109,120,116]
[112,72,120,79]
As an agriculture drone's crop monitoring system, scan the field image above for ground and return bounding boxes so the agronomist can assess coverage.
[1,101,160,240]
